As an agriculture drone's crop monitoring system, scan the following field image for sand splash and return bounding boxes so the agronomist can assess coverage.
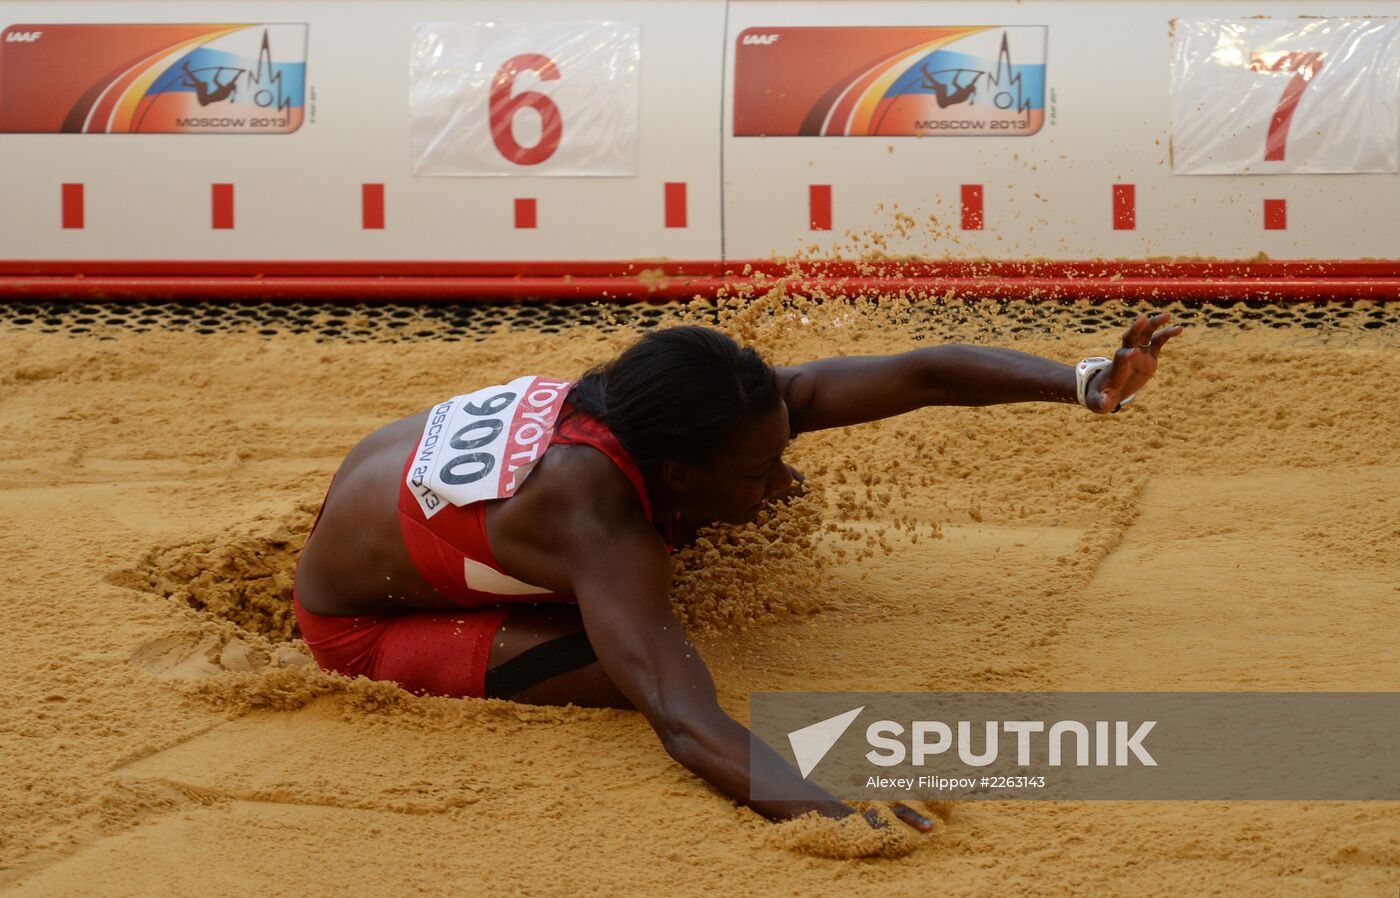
[109,504,318,643]
[3,284,1398,896]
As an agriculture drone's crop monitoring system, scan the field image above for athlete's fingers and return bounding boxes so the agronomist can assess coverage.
[861,808,891,830]
[1129,312,1170,349]
[1140,313,1170,352]
[1121,314,1151,350]
[1117,317,1138,350]
[1145,311,1173,338]
[1104,350,1140,398]
[1150,325,1185,358]
[890,803,937,832]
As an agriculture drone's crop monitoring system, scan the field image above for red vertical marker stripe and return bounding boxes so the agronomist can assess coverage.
[809,184,832,231]
[212,183,234,230]
[1264,199,1288,230]
[61,183,84,229]
[362,183,385,230]
[664,182,687,228]
[1113,184,1136,231]
[514,198,537,229]
[960,184,984,231]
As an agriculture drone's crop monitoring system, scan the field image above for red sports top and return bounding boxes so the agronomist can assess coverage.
[397,404,669,606]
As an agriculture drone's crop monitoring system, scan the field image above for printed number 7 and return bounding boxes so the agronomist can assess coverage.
[1248,52,1325,162]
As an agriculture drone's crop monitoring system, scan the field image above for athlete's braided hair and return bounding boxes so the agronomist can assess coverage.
[568,325,780,469]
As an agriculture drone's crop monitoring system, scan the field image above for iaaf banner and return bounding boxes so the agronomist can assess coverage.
[749,693,1400,800]
[0,23,307,134]
[733,26,1046,137]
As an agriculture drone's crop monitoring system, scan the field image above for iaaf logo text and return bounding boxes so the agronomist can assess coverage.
[741,33,779,46]
[5,31,42,43]
[787,707,1157,778]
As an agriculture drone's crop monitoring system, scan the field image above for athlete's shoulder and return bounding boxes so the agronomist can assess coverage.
[546,446,666,550]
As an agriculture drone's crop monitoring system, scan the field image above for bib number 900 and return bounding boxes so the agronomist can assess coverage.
[438,391,516,485]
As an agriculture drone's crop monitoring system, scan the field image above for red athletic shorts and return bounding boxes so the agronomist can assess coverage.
[294,594,510,698]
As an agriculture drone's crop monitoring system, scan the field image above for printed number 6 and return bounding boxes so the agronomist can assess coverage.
[1249,52,1325,162]
[489,53,563,165]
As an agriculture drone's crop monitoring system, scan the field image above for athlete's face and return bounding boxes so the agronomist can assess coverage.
[673,401,795,525]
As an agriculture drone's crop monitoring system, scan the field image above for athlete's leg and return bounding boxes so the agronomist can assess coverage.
[485,604,633,709]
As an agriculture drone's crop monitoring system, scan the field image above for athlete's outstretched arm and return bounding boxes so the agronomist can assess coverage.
[778,312,1182,432]
[568,518,932,831]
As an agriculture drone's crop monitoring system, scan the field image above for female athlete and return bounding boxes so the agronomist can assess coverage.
[294,312,1182,832]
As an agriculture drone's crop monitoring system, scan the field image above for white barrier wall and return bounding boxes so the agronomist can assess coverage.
[1,0,1397,265]
[0,0,726,262]
[722,1,1400,261]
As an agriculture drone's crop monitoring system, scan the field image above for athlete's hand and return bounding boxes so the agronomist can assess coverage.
[861,803,937,832]
[1084,312,1184,414]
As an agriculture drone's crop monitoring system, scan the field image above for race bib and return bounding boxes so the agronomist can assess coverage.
[406,375,573,519]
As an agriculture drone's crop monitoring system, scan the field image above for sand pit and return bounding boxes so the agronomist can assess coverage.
[0,294,1397,897]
